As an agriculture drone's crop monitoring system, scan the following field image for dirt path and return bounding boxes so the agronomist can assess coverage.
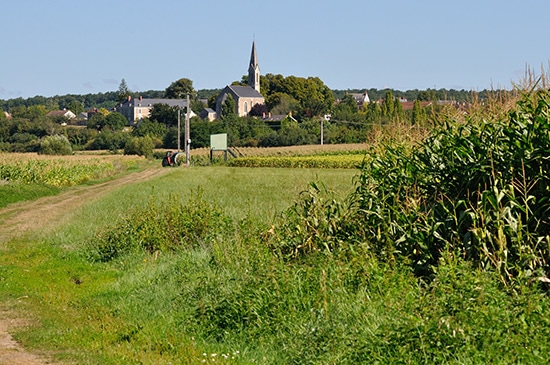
[0,164,172,364]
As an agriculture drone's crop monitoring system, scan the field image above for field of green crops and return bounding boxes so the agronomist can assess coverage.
[0,153,144,187]
[226,154,366,168]
[0,153,145,208]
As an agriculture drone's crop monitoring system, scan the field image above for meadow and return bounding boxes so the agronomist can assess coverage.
[1,82,550,363]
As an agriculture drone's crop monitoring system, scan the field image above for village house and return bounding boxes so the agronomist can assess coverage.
[199,108,217,121]
[46,109,77,120]
[116,96,194,124]
[350,91,370,109]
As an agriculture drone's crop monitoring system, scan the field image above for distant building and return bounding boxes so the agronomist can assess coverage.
[216,42,265,118]
[200,108,217,121]
[116,96,193,124]
[85,108,102,120]
[261,112,297,123]
[350,91,370,109]
[46,109,77,119]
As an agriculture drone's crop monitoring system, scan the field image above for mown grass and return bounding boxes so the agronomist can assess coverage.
[0,182,61,208]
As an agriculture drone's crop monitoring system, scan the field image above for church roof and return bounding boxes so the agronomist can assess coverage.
[227,85,263,98]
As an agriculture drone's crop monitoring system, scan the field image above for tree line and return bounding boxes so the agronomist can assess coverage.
[0,76,513,155]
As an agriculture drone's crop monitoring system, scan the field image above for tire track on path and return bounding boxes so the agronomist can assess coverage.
[0,164,172,364]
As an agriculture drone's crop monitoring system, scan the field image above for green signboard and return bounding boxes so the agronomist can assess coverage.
[210,133,227,150]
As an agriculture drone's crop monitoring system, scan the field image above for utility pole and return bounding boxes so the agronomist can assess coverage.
[185,93,191,166]
[321,114,330,145]
[320,118,324,145]
[177,107,181,152]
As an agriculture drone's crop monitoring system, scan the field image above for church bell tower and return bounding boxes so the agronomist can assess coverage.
[248,41,260,93]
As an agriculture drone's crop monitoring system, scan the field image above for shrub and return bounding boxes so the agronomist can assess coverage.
[39,134,73,155]
[89,190,232,262]
[124,136,154,158]
[89,130,129,152]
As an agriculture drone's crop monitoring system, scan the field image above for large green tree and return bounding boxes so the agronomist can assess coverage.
[104,112,127,131]
[165,78,195,99]
[149,104,179,127]
[261,74,334,119]
[87,111,127,131]
[132,118,167,138]
[67,100,84,115]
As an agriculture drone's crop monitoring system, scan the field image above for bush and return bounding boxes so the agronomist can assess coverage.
[89,130,129,152]
[9,132,39,152]
[124,136,154,158]
[89,190,231,262]
[39,134,73,155]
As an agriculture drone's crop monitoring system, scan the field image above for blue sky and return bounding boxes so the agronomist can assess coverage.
[1,0,549,99]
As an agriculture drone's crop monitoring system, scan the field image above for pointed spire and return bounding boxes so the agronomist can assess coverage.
[248,41,260,93]
[249,41,258,68]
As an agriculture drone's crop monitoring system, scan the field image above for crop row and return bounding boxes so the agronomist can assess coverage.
[226,154,366,169]
[0,153,129,187]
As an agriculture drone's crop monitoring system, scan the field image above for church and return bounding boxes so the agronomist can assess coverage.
[215,42,265,118]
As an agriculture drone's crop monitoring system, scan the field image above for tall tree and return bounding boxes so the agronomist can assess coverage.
[104,112,127,131]
[67,100,84,115]
[221,94,237,120]
[261,74,334,118]
[382,90,394,117]
[411,99,428,125]
[165,78,195,99]
[149,104,179,127]
[393,97,405,121]
[117,79,131,103]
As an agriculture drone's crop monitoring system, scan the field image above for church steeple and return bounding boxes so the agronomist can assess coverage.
[248,41,260,93]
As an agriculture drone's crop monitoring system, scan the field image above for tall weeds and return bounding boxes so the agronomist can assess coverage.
[89,189,231,262]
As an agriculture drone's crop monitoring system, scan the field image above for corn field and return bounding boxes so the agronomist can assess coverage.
[0,153,141,187]
[227,154,366,169]
[272,85,550,285]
